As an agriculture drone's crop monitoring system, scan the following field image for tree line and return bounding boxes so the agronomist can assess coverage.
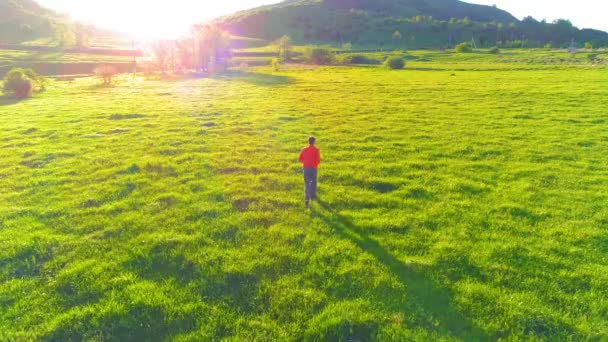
[221,7,608,50]
[148,24,232,74]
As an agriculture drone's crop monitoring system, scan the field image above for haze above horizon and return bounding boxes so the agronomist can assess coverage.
[37,0,608,39]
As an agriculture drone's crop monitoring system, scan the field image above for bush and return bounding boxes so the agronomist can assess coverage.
[489,46,501,54]
[351,55,381,65]
[94,64,118,85]
[305,48,334,65]
[455,42,472,53]
[336,54,353,65]
[385,56,405,70]
[544,43,553,50]
[336,53,381,66]
[2,68,45,99]
[585,42,593,50]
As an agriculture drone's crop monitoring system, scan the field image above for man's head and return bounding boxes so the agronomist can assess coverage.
[308,136,316,146]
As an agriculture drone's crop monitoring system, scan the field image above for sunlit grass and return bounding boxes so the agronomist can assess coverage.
[1,58,607,340]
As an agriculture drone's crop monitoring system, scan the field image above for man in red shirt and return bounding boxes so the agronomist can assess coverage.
[298,136,321,208]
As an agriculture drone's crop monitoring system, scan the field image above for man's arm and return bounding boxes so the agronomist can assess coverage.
[298,149,304,163]
[315,149,321,166]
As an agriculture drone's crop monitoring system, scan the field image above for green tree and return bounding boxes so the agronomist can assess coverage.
[192,25,231,72]
[176,38,195,72]
[553,19,575,41]
[55,24,76,47]
[508,22,517,41]
[151,40,174,74]
[584,42,593,49]
[273,35,292,61]
[74,23,92,48]
[497,23,504,42]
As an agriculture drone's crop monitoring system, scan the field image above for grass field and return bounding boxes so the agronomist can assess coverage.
[1,55,608,340]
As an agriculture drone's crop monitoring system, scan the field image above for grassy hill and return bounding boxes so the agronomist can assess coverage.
[1,52,608,340]
[0,0,68,44]
[0,0,57,20]
[0,0,130,49]
[216,0,608,48]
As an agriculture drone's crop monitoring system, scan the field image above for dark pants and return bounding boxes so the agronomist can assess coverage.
[304,168,318,202]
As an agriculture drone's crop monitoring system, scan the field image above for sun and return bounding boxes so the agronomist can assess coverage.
[40,0,208,40]
[92,5,201,41]
[115,16,193,41]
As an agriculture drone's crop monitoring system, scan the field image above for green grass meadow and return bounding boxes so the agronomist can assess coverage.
[1,56,608,340]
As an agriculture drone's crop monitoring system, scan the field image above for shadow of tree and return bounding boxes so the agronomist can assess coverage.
[88,83,115,90]
[212,71,294,86]
[312,202,488,339]
[44,302,197,341]
[0,95,23,106]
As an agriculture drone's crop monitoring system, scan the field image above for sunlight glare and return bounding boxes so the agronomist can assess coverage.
[38,1,282,40]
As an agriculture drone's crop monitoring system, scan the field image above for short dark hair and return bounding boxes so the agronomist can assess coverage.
[309,136,316,145]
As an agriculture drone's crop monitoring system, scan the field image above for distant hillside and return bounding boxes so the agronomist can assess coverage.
[0,0,68,44]
[216,0,608,48]
[0,0,56,18]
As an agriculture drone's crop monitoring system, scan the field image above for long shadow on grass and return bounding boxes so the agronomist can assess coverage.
[312,202,488,339]
[0,95,22,106]
[211,71,294,86]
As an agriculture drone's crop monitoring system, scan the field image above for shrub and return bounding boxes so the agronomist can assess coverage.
[544,43,553,50]
[21,68,45,90]
[385,56,405,70]
[489,46,501,54]
[351,55,381,65]
[585,42,593,50]
[337,54,381,66]
[305,48,334,65]
[455,42,472,53]
[336,54,353,65]
[3,70,32,99]
[2,68,44,99]
[94,64,118,85]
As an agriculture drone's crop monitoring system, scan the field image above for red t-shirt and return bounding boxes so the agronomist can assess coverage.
[299,145,321,169]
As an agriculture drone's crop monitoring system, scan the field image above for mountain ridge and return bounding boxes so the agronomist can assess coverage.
[215,0,608,48]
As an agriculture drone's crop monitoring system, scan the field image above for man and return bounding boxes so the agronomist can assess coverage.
[298,136,321,208]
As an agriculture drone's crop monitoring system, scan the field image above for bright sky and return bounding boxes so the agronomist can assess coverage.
[38,0,607,39]
[38,0,282,39]
[468,0,607,32]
